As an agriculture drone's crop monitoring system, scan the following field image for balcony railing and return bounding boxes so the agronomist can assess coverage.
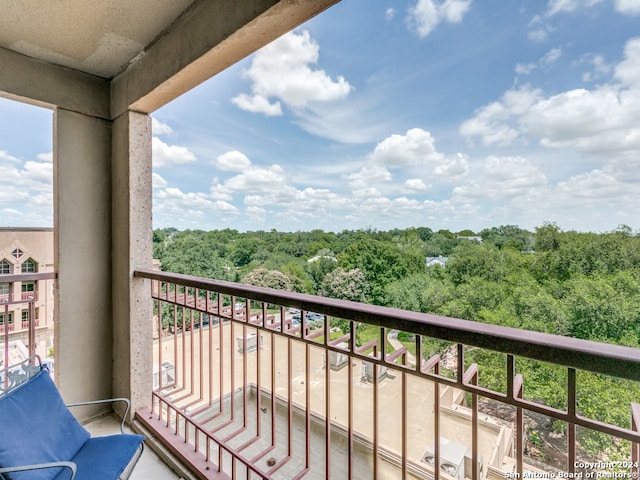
[0,322,15,333]
[21,291,38,301]
[135,269,640,480]
[1,272,55,367]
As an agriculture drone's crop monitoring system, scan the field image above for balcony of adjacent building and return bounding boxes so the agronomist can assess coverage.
[0,274,54,354]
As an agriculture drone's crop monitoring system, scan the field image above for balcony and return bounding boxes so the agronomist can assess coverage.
[133,269,640,480]
[21,291,38,302]
[0,323,15,334]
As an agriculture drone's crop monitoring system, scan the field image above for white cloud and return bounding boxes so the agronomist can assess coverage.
[581,54,612,82]
[353,186,383,198]
[215,151,252,172]
[231,30,352,116]
[516,63,537,75]
[614,37,640,86]
[460,86,544,146]
[463,40,640,158]
[541,47,562,65]
[37,152,53,162]
[22,160,52,185]
[231,94,282,116]
[521,86,640,154]
[0,149,53,225]
[369,128,444,167]
[152,172,167,188]
[546,0,639,16]
[528,22,550,43]
[348,128,468,192]
[151,117,173,136]
[385,8,396,20]
[402,178,429,193]
[152,136,197,167]
[452,156,548,201]
[546,0,604,16]
[407,0,472,38]
[224,165,289,192]
[0,150,20,164]
[347,163,392,189]
[155,187,239,216]
[434,153,470,178]
[616,0,640,14]
[555,169,622,199]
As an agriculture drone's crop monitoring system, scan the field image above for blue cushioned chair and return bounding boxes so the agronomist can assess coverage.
[0,357,144,480]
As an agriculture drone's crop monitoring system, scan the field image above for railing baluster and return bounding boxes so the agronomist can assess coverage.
[632,403,640,478]
[348,320,354,480]
[402,369,407,480]
[568,367,576,474]
[305,341,311,470]
[325,319,331,480]
[373,329,380,480]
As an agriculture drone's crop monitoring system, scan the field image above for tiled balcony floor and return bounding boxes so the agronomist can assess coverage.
[85,414,183,480]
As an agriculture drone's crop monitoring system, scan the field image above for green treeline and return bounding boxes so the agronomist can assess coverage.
[153,222,640,458]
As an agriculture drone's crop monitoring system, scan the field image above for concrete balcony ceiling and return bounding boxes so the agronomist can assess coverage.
[0,0,194,79]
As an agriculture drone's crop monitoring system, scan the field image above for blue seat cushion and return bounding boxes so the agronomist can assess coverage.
[54,434,145,480]
[0,369,90,480]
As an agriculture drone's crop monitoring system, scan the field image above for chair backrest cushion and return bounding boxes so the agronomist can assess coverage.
[0,369,90,480]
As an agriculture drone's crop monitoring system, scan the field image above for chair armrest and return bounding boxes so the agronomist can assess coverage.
[66,397,131,434]
[0,460,77,479]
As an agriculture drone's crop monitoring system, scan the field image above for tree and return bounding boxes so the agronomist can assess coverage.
[424,232,458,256]
[534,222,562,251]
[480,225,533,251]
[338,238,412,305]
[158,234,230,280]
[306,256,338,293]
[281,261,314,293]
[319,268,369,302]
[241,268,293,291]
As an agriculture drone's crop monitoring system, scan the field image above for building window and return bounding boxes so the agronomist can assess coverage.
[22,282,35,293]
[21,259,37,273]
[0,283,9,295]
[22,310,29,322]
[0,260,11,275]
[11,249,24,260]
[0,313,13,325]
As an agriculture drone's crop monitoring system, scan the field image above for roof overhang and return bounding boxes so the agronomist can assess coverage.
[0,0,340,118]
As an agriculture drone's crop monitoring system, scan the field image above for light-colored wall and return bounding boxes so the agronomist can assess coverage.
[53,108,113,405]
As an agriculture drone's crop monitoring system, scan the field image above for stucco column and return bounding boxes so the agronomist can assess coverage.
[111,110,153,417]
[53,108,113,406]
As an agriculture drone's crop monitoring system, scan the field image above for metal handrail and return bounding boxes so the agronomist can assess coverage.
[134,268,640,382]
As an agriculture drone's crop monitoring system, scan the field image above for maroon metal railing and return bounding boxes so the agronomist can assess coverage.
[135,269,640,480]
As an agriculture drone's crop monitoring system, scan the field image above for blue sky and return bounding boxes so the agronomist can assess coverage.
[2,0,640,232]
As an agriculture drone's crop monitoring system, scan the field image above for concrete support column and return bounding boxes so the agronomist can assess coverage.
[53,108,113,406]
[111,110,153,417]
